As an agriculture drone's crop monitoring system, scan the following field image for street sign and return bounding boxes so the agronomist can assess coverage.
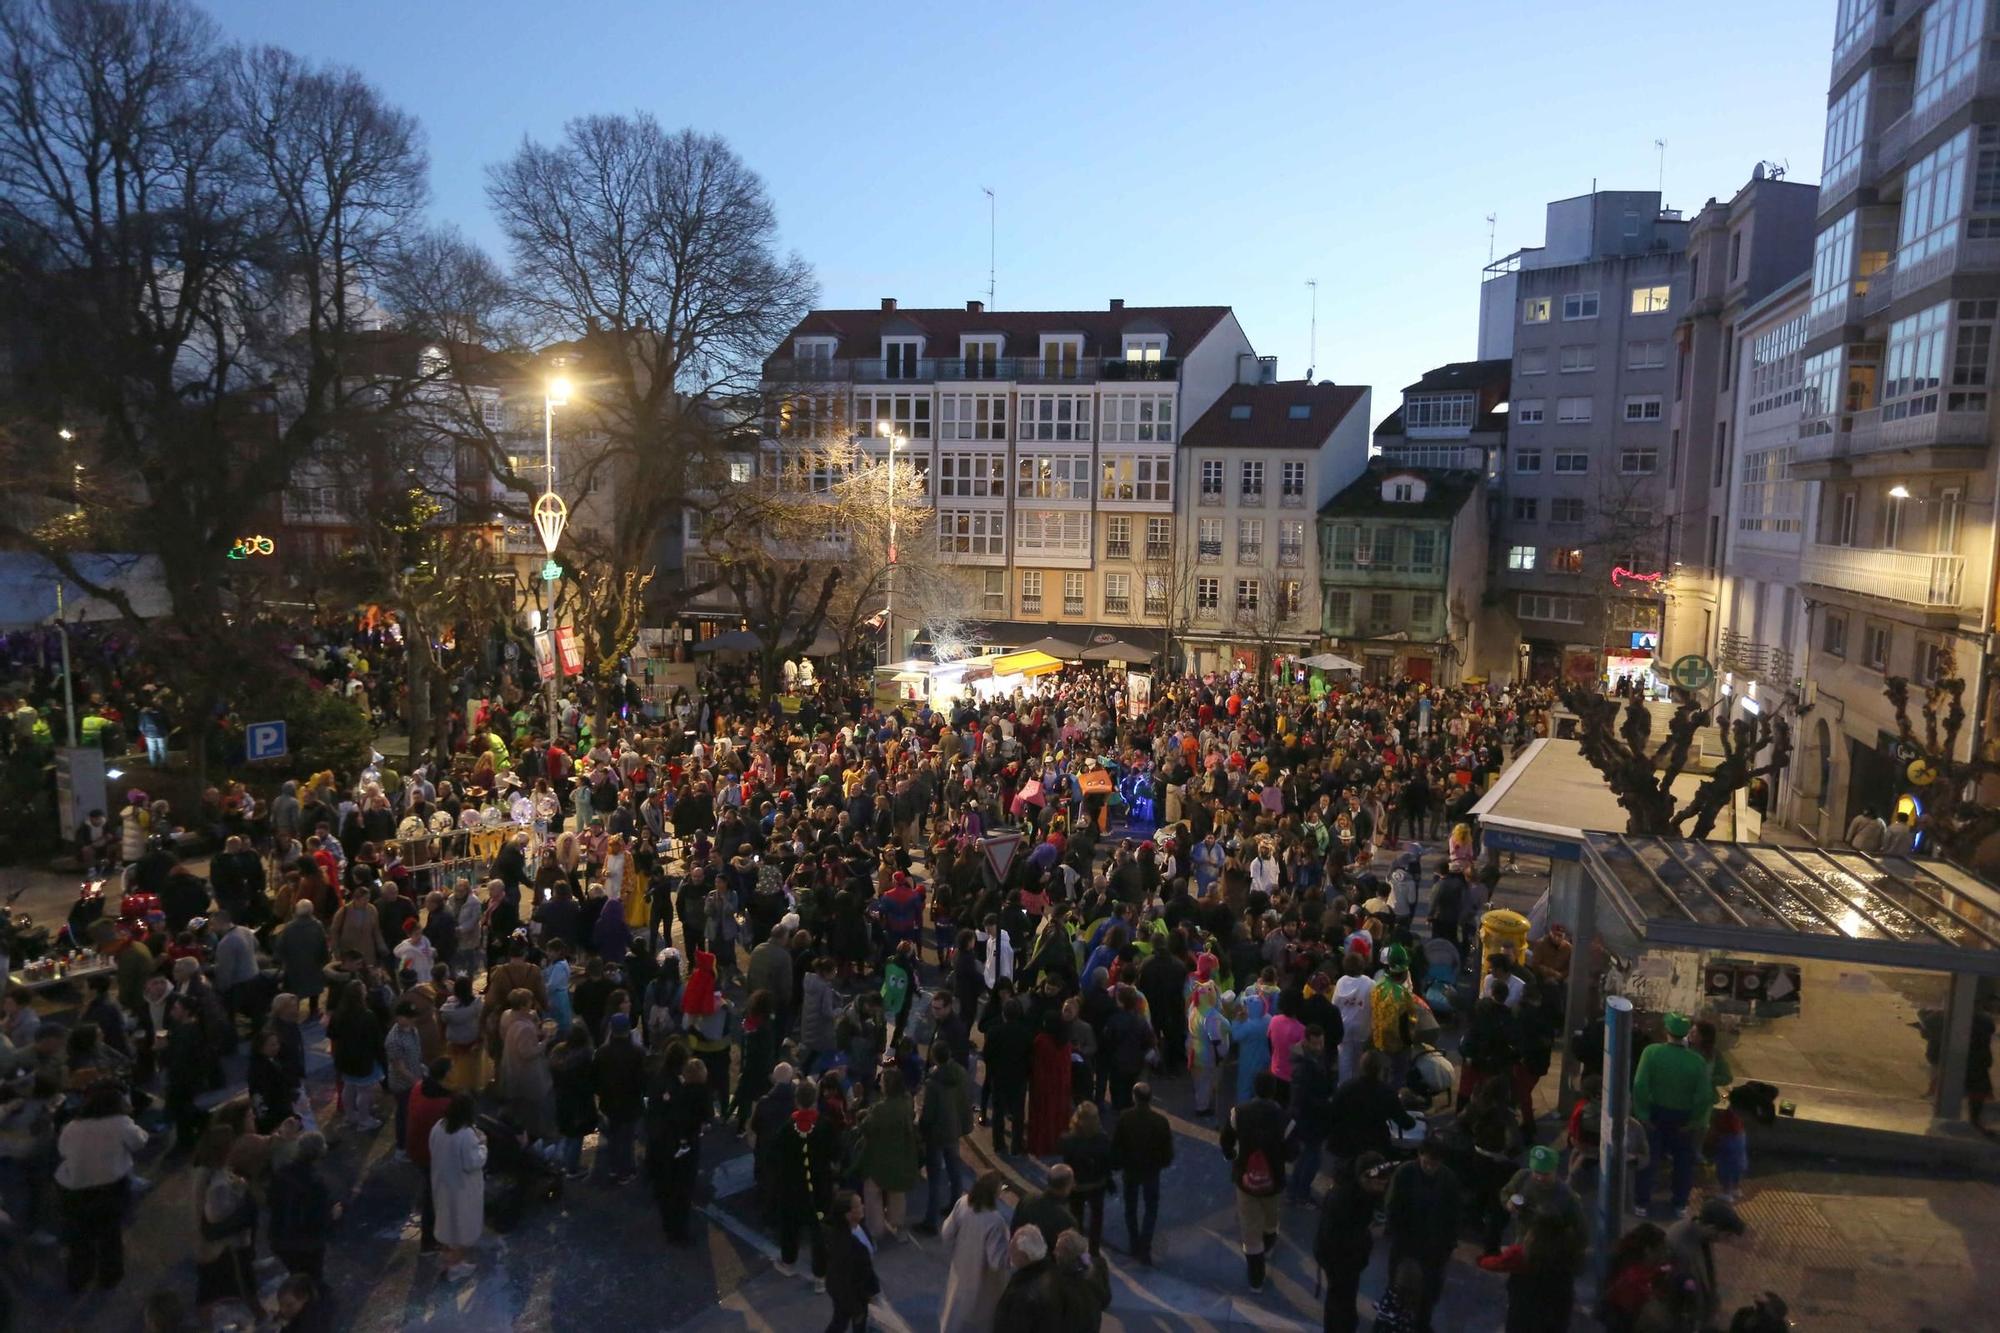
[246,720,288,761]
[981,830,1023,881]
[1670,654,1715,690]
[541,559,563,583]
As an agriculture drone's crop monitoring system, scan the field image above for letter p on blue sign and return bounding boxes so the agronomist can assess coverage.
[247,721,288,761]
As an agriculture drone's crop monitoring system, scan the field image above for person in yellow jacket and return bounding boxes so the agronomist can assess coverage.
[1370,945,1419,1088]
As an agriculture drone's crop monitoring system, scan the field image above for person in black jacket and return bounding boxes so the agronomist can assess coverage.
[1326,1051,1417,1166]
[1285,1025,1337,1204]
[822,1188,878,1333]
[1384,1138,1464,1332]
[1219,1071,1291,1291]
[1316,1152,1390,1333]
[646,1059,712,1244]
[1108,1080,1174,1263]
[982,997,1035,1154]
[267,1131,337,1285]
[773,1080,834,1279]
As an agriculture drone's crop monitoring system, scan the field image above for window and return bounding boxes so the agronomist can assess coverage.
[1883,301,1949,421]
[728,459,753,484]
[935,452,1006,497]
[1728,233,1743,282]
[1368,592,1394,629]
[1551,498,1586,524]
[1410,529,1437,571]
[1228,403,1252,420]
[1627,339,1668,370]
[1240,459,1265,501]
[982,569,1006,612]
[938,393,1007,440]
[1019,571,1042,615]
[1518,594,1584,623]
[1039,336,1082,378]
[881,338,920,379]
[1409,592,1435,624]
[1864,622,1891,672]
[1517,399,1545,424]
[1748,313,1808,417]
[1970,125,2000,238]
[1281,580,1303,616]
[1913,0,1983,119]
[1281,460,1307,501]
[1630,285,1671,315]
[1834,490,1859,545]
[1550,546,1584,573]
[1103,572,1131,616]
[1560,345,1596,373]
[1523,297,1551,324]
[960,338,1001,378]
[1822,612,1848,658]
[1737,446,1802,535]
[1937,486,1965,551]
[1015,453,1091,499]
[773,392,838,439]
[1146,516,1171,560]
[1556,397,1592,423]
[1822,71,1872,196]
[1514,450,1543,475]
[1063,571,1086,616]
[1100,393,1174,443]
[1620,448,1659,474]
[1949,298,1997,411]
[937,509,1005,556]
[1405,393,1475,429]
[1720,326,1735,391]
[1623,395,1663,422]
[1508,545,1537,570]
[1326,525,1356,568]
[1562,292,1599,320]
[853,391,931,440]
[1099,454,1173,502]
[1236,579,1262,614]
[1517,348,1548,375]
[1199,459,1224,498]
[1371,527,1396,566]
[1195,576,1220,616]
[1105,515,1132,559]
[1832,0,1880,75]
[1018,392,1091,441]
[1554,450,1589,473]
[1512,497,1539,522]
[1326,590,1352,630]
[1286,403,1311,420]
[1280,520,1306,565]
[1015,510,1090,557]
[1900,128,1972,267]
[1198,516,1223,562]
[1237,518,1264,563]
[1881,490,1906,548]
[1144,574,1168,617]
[1121,335,1165,361]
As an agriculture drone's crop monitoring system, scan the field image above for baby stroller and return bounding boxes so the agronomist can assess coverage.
[1419,937,1463,1024]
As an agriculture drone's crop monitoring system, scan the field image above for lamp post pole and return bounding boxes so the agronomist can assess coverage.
[877,421,903,669]
[538,377,571,741]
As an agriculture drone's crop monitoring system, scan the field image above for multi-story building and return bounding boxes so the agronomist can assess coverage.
[1715,272,1814,817]
[748,299,1258,659]
[1790,0,2000,839]
[1484,190,1688,685]
[1372,358,1511,478]
[1660,168,1820,668]
[1175,380,1371,674]
[1317,460,1488,683]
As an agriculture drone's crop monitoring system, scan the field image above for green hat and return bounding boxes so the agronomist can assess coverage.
[1663,1012,1693,1038]
[1383,944,1409,973]
[1529,1145,1558,1174]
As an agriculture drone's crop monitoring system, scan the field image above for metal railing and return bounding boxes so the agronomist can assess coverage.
[1197,540,1221,562]
[1198,489,1224,506]
[1238,545,1263,564]
[1103,596,1130,615]
[1144,542,1170,560]
[1020,596,1042,615]
[1063,597,1085,616]
[1239,489,1265,506]
[1278,545,1304,567]
[1195,603,1219,620]
[1104,539,1131,559]
[1280,490,1306,507]
[1799,544,1965,607]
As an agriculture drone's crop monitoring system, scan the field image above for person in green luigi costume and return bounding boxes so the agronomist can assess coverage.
[1631,1011,1711,1217]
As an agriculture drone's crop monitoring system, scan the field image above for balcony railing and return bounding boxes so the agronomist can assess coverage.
[1279,545,1304,567]
[1800,544,1965,607]
[1239,489,1265,506]
[1797,405,1990,464]
[1195,603,1219,620]
[1144,542,1170,561]
[1280,490,1306,507]
[1717,629,1796,685]
[1197,540,1221,563]
[762,354,1157,385]
[1198,489,1223,506]
[1144,598,1167,617]
[1063,597,1085,616]
[1020,596,1042,615]
[1104,596,1130,615]
[1238,545,1263,564]
[1104,539,1131,559]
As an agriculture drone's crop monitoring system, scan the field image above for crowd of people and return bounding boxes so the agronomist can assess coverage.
[0,642,1801,1333]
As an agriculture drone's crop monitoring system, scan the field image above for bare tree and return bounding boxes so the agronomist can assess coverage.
[1142,517,1204,674]
[485,115,814,726]
[0,0,428,772]
[1560,684,1796,837]
[1885,655,2000,865]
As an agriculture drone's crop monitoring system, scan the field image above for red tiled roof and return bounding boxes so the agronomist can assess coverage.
[768,303,1232,363]
[1181,380,1368,451]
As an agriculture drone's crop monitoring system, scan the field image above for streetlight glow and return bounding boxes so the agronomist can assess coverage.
[57,428,74,441]
[547,375,572,406]
[1888,484,1911,499]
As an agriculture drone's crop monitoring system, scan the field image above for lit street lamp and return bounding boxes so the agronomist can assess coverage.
[538,375,571,737]
[876,420,905,667]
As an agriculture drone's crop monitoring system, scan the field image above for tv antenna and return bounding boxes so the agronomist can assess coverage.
[1485,213,1497,264]
[1654,138,1667,195]
[982,187,995,308]
[1306,279,1318,382]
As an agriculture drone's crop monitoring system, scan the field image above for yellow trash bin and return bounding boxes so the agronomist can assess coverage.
[1480,908,1531,987]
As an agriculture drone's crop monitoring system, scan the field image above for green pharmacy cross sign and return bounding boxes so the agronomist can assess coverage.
[1669,654,1715,691]
[541,559,563,583]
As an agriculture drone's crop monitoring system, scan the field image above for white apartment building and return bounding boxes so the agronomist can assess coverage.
[1177,380,1372,674]
[1792,0,2000,840]
[742,299,1258,658]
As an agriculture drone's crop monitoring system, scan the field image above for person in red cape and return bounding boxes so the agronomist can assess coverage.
[1025,1009,1073,1156]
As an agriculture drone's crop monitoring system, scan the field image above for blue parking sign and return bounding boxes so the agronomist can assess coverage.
[246,721,288,761]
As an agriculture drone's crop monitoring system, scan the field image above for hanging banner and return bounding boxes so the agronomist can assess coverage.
[534,631,556,682]
[981,830,1024,881]
[1124,670,1152,720]
[555,626,583,677]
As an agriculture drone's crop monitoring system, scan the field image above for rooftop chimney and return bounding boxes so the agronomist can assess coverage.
[966,300,984,313]
[880,297,897,311]
[1109,298,1124,311]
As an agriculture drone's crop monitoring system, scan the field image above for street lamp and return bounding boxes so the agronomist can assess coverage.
[876,419,905,667]
[537,374,572,738]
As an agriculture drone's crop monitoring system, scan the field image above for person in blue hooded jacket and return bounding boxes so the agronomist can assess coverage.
[1230,991,1273,1105]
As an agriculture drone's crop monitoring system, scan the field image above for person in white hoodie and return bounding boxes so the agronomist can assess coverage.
[1332,953,1376,1083]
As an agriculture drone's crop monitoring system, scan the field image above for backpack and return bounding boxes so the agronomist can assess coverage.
[1239,1145,1277,1194]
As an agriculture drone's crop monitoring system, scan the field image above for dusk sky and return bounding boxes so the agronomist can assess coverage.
[205,0,1834,421]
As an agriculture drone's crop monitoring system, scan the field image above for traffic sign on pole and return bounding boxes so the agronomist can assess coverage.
[246,720,288,761]
[1669,654,1715,690]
